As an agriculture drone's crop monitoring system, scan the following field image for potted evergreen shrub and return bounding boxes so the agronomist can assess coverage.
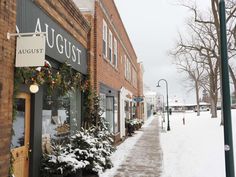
[41,144,87,177]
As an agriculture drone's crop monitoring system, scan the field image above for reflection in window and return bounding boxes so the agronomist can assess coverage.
[42,88,81,152]
[125,101,130,119]
[99,93,106,119]
[114,97,118,133]
[106,96,114,132]
[11,98,25,149]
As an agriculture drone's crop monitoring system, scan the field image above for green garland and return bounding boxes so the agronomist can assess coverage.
[14,61,89,95]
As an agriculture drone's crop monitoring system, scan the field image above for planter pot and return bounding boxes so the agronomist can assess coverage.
[65,169,83,177]
[51,174,63,177]
[82,169,99,177]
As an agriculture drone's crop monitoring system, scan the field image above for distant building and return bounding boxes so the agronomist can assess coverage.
[168,99,210,112]
[143,85,159,119]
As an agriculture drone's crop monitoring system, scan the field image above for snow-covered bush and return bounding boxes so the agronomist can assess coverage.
[41,94,116,176]
[41,144,87,177]
[89,117,115,171]
[71,118,115,174]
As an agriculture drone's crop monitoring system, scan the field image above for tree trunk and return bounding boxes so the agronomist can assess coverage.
[211,96,217,118]
[195,81,200,116]
[229,65,236,100]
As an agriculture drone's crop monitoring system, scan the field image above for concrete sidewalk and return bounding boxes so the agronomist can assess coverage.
[113,117,163,177]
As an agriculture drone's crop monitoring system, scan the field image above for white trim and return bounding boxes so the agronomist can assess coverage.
[114,38,118,67]
[119,87,133,138]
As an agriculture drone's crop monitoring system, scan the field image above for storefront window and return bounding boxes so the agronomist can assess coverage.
[106,96,114,132]
[125,101,130,119]
[11,98,25,148]
[132,103,137,118]
[114,97,119,133]
[42,88,81,149]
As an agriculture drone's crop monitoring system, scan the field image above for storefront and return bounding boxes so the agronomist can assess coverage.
[119,87,133,138]
[99,83,119,135]
[11,0,89,177]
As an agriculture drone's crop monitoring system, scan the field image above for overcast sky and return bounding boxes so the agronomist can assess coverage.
[114,0,210,103]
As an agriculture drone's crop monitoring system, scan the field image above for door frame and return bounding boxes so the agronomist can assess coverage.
[11,92,31,177]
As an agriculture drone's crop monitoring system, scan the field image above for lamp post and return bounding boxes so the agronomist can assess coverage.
[219,0,235,176]
[157,79,170,131]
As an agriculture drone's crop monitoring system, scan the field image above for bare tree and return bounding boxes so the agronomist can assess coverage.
[171,0,236,118]
[171,50,205,116]
[171,21,220,117]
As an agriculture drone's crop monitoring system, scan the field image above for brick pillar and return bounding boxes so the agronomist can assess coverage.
[0,0,16,177]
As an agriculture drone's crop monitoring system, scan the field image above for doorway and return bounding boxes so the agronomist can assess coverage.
[11,92,31,177]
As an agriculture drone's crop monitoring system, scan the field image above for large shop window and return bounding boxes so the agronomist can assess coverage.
[42,87,81,148]
[106,96,114,133]
[114,97,119,133]
[100,94,118,133]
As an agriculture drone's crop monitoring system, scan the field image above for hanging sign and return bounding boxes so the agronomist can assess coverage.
[133,97,144,102]
[15,35,45,67]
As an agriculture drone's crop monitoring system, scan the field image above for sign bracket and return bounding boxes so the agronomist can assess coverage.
[7,32,46,40]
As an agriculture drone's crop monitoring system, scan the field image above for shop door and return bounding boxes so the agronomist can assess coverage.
[11,93,30,177]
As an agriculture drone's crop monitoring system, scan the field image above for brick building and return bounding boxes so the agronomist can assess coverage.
[0,0,90,176]
[0,0,144,176]
[0,1,16,177]
[74,0,144,142]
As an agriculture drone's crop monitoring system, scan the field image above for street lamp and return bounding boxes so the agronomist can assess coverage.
[219,0,235,176]
[157,79,170,131]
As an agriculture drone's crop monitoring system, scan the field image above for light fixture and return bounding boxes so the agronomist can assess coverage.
[29,83,39,93]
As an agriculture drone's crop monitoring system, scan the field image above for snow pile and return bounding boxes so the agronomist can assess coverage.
[160,110,236,177]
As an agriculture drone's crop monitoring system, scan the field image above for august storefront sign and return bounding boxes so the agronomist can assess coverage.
[17,0,87,74]
[15,35,45,67]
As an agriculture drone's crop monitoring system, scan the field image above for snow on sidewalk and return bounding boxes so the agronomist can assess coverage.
[160,111,234,177]
[100,116,155,177]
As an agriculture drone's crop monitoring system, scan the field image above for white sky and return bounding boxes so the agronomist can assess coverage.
[114,0,211,103]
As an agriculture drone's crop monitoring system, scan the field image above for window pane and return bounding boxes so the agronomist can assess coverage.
[113,55,115,65]
[109,48,112,62]
[125,101,130,119]
[106,97,114,132]
[100,93,106,118]
[114,97,118,133]
[103,40,106,56]
[42,88,81,148]
[11,98,25,148]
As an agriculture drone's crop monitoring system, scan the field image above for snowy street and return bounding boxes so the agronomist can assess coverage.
[161,111,226,177]
[101,110,236,177]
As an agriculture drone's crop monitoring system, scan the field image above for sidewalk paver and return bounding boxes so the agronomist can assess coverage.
[113,117,163,177]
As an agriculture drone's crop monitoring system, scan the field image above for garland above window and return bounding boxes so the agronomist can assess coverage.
[14,61,89,95]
